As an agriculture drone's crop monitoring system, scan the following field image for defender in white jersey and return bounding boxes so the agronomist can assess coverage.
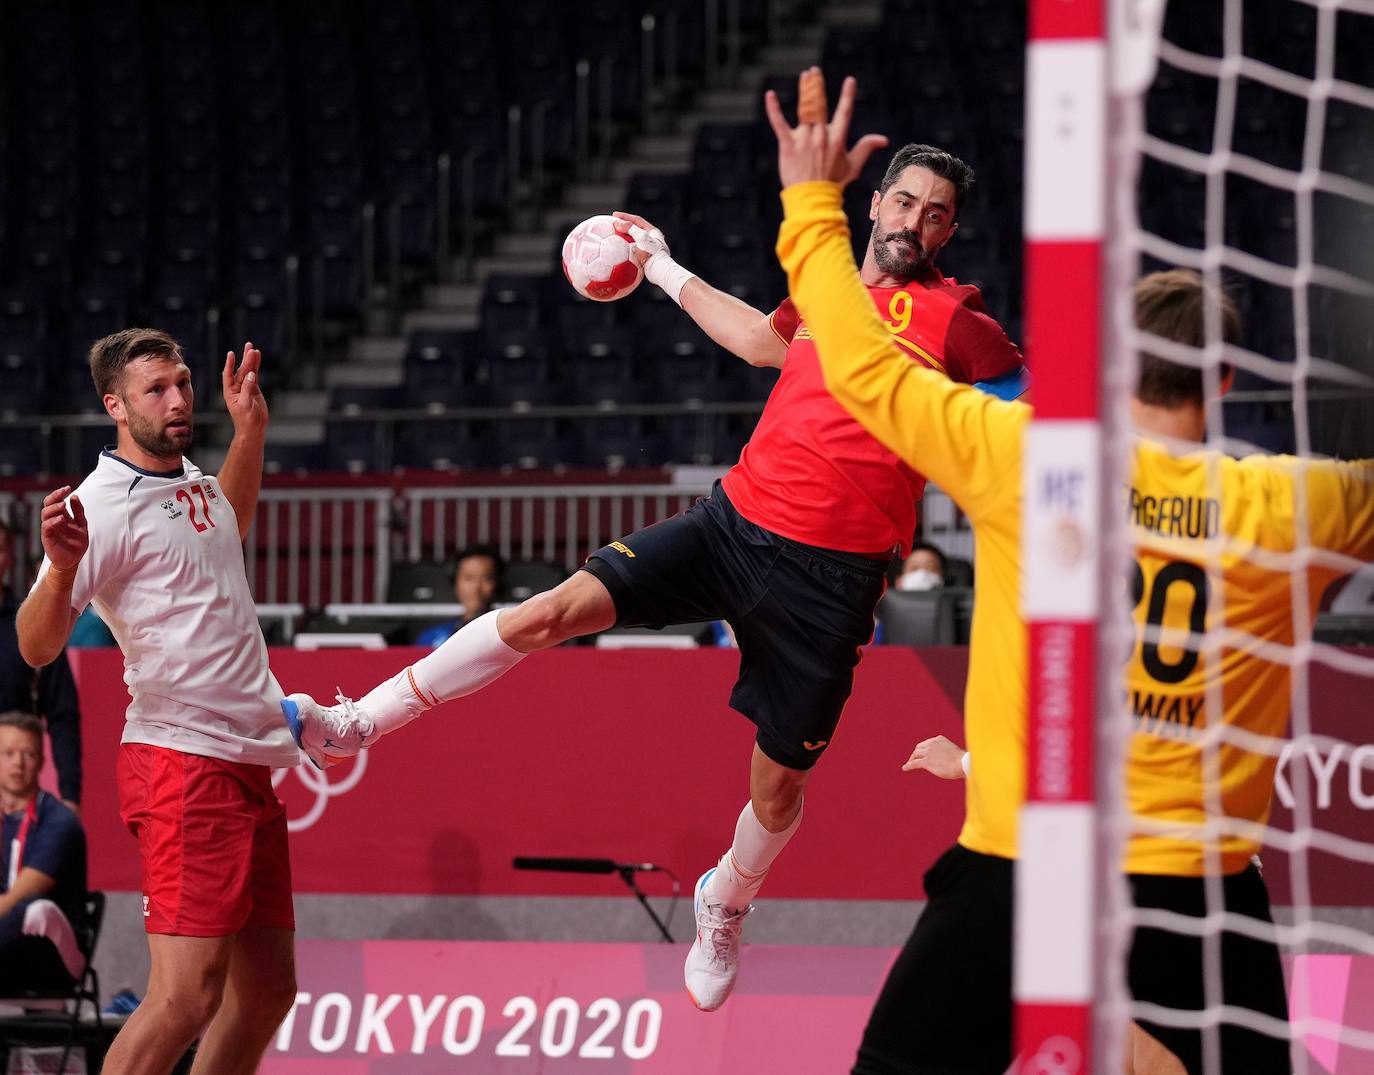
[17,329,299,1075]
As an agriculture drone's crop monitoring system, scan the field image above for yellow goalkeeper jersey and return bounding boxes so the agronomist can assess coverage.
[778,181,1031,860]
[1125,444,1374,874]
[777,180,1374,871]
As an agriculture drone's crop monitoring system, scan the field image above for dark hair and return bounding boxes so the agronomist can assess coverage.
[0,711,44,741]
[879,144,974,217]
[89,328,184,398]
[454,545,505,586]
[1134,270,1240,407]
[909,541,947,573]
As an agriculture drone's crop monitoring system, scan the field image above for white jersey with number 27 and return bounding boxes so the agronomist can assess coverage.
[35,450,299,767]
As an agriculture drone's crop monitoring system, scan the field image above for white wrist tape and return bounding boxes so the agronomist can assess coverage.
[629,224,696,307]
[960,752,971,776]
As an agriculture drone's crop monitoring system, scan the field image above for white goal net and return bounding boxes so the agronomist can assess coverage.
[1097,1,1374,1073]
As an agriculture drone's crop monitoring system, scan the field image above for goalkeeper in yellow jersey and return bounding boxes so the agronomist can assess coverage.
[764,75,1374,1075]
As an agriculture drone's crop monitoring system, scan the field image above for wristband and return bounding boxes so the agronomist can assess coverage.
[649,258,697,307]
[45,564,78,592]
[960,752,971,776]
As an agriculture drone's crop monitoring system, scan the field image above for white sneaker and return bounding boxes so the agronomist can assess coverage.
[280,690,376,770]
[683,867,752,1012]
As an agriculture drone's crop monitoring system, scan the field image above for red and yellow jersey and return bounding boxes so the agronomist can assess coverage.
[1124,443,1374,874]
[722,266,1021,556]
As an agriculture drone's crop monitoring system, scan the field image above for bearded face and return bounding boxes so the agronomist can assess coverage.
[869,217,934,282]
[107,355,196,465]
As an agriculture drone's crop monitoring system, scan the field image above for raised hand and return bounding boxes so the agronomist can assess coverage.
[223,342,269,438]
[902,734,967,780]
[764,68,889,191]
[39,487,88,572]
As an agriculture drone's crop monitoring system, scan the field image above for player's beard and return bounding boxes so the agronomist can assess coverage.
[124,402,194,460]
[870,220,932,282]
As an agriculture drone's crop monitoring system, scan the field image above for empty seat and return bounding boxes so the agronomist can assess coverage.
[877,590,959,646]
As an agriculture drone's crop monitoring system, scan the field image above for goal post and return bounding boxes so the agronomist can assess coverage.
[1020,0,1374,1072]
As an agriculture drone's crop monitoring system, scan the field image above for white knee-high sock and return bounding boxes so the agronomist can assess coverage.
[359,609,526,735]
[707,798,803,913]
[22,899,85,979]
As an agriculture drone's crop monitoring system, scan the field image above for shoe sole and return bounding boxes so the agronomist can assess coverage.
[280,698,326,771]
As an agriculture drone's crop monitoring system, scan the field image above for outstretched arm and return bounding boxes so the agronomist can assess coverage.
[217,343,269,541]
[612,211,788,369]
[16,488,86,668]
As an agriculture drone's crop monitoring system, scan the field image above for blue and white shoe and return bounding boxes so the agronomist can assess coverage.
[281,690,375,771]
[683,866,752,1012]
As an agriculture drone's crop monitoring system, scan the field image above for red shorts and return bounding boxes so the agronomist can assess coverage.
[117,743,296,937]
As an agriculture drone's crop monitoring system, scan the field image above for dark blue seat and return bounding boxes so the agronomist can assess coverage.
[325,419,390,473]
[494,417,577,469]
[396,419,494,470]
[481,275,545,337]
[405,330,472,388]
[578,415,667,469]
[263,441,329,476]
[69,290,129,352]
[484,330,556,406]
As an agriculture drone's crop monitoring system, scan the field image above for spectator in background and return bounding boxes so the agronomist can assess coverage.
[414,546,505,648]
[895,541,946,592]
[0,522,83,811]
[0,711,88,994]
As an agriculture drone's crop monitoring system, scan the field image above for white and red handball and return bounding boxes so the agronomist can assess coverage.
[560,215,643,302]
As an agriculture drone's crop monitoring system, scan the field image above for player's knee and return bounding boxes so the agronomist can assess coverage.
[260,973,300,1025]
[145,980,225,1037]
[752,779,806,831]
[504,577,610,648]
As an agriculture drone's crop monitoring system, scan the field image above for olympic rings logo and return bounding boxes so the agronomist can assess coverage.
[1021,1036,1082,1075]
[271,752,369,832]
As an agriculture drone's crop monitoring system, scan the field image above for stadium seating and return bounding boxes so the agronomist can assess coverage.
[0,0,1332,475]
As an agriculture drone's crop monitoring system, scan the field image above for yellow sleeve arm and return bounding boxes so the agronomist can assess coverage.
[776,181,1029,520]
[1305,458,1374,561]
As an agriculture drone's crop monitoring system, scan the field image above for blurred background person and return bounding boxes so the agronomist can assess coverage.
[0,710,89,994]
[414,546,506,648]
[0,522,83,812]
[895,542,947,591]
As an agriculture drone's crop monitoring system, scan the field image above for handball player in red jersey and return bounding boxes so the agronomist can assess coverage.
[282,77,1026,1013]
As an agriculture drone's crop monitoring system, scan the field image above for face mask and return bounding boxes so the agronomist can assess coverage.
[898,569,942,592]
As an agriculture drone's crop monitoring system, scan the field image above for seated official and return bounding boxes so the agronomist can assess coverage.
[414,546,505,647]
[0,711,89,994]
[895,542,947,592]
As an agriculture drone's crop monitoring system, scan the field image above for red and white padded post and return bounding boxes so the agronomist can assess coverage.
[1017,0,1106,1071]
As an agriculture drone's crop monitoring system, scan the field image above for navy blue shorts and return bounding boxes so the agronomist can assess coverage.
[582,481,890,770]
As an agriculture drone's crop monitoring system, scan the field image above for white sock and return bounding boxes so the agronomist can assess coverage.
[360,610,526,735]
[22,899,85,979]
[707,798,803,913]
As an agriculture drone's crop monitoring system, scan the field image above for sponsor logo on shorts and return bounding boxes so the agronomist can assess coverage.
[142,895,150,918]
[608,541,636,558]
[803,740,828,751]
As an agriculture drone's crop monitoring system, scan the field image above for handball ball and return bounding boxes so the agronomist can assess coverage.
[561,215,643,302]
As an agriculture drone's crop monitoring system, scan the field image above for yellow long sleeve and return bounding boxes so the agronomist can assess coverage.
[775,179,1031,858]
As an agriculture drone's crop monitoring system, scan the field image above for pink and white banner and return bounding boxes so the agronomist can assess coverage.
[255,943,1374,1073]
[260,941,893,1073]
